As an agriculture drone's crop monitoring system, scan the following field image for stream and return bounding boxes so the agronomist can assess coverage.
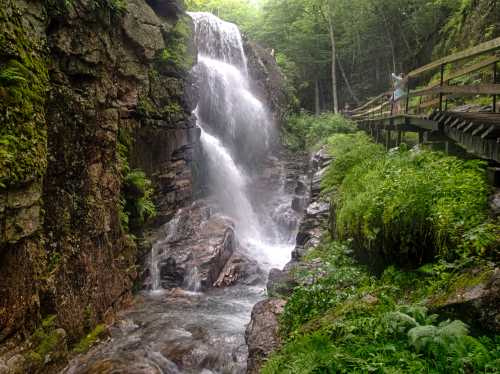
[62,12,306,374]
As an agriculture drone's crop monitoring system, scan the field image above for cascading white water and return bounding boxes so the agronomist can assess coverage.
[149,12,293,292]
[190,12,248,73]
[190,12,281,263]
[199,127,262,239]
[64,12,305,374]
[195,56,271,161]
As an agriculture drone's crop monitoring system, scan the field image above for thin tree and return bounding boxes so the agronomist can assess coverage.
[320,0,339,113]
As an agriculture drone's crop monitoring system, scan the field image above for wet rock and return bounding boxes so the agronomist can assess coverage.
[0,360,7,374]
[123,0,166,60]
[1,0,197,349]
[267,268,297,297]
[150,200,236,291]
[6,354,25,374]
[159,258,185,289]
[245,299,286,374]
[489,188,500,217]
[243,38,287,129]
[146,0,183,20]
[289,147,332,263]
[214,252,265,288]
[430,267,500,333]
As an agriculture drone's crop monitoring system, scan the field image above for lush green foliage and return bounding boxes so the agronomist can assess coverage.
[320,132,385,191]
[72,324,107,354]
[26,315,66,365]
[263,241,500,373]
[281,241,373,336]
[283,112,356,151]
[121,170,156,231]
[0,5,49,188]
[117,129,156,232]
[321,134,495,265]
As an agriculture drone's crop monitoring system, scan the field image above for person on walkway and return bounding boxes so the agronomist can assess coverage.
[391,72,407,114]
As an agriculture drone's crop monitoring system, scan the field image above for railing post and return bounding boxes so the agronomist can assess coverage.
[439,64,445,112]
[494,62,498,113]
[405,83,410,114]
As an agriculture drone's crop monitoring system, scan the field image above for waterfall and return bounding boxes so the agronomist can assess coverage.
[190,12,248,73]
[190,12,275,246]
[199,127,261,239]
[149,12,292,292]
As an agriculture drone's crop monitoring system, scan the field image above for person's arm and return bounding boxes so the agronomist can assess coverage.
[391,73,403,82]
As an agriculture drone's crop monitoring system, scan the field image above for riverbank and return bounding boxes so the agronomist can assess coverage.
[247,127,500,373]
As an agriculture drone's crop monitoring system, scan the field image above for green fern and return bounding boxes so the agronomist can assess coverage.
[0,64,28,86]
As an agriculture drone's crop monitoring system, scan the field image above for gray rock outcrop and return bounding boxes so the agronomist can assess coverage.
[245,299,286,374]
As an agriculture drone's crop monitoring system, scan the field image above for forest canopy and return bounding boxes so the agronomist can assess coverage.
[186,0,500,113]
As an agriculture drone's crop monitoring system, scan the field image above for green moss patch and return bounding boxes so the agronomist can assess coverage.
[156,15,194,73]
[72,324,107,354]
[26,315,67,365]
[0,1,49,188]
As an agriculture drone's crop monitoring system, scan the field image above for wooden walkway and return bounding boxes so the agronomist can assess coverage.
[350,37,500,176]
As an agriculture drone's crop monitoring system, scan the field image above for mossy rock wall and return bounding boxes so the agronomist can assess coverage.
[0,0,198,356]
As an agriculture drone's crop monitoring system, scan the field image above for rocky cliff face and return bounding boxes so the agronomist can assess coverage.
[244,37,288,128]
[0,0,197,357]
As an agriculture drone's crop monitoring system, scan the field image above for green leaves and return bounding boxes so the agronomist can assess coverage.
[283,112,356,151]
[263,240,499,374]
[322,134,494,265]
[121,170,157,232]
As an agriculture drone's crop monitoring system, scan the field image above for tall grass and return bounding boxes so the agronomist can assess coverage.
[322,133,496,267]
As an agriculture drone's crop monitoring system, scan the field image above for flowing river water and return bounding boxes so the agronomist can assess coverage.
[62,12,304,374]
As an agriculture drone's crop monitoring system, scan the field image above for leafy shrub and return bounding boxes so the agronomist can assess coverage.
[320,132,385,193]
[121,170,156,231]
[283,112,356,151]
[72,324,107,354]
[280,241,372,336]
[263,240,499,374]
[322,133,493,265]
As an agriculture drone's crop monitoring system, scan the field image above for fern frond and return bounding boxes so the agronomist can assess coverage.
[408,325,437,352]
[437,320,469,339]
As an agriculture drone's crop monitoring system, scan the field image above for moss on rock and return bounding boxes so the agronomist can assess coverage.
[0,0,49,189]
[156,15,194,74]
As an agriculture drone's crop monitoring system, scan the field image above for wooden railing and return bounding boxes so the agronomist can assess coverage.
[351,37,500,119]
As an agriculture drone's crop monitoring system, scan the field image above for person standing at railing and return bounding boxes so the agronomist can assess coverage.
[391,72,407,114]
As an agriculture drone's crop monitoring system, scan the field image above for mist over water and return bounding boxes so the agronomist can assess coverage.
[189,11,291,270]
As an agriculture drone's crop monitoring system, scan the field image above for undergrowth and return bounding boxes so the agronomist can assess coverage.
[117,128,156,232]
[282,112,356,151]
[263,240,500,374]
[323,133,497,266]
[264,129,499,373]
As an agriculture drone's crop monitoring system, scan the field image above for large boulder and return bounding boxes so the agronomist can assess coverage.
[148,200,236,291]
[243,38,288,128]
[429,266,500,333]
[245,299,286,374]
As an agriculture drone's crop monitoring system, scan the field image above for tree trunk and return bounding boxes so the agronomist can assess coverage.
[337,55,360,105]
[326,5,339,113]
[315,79,321,115]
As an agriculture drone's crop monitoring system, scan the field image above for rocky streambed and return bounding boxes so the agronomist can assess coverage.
[245,148,334,374]
[59,151,310,374]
